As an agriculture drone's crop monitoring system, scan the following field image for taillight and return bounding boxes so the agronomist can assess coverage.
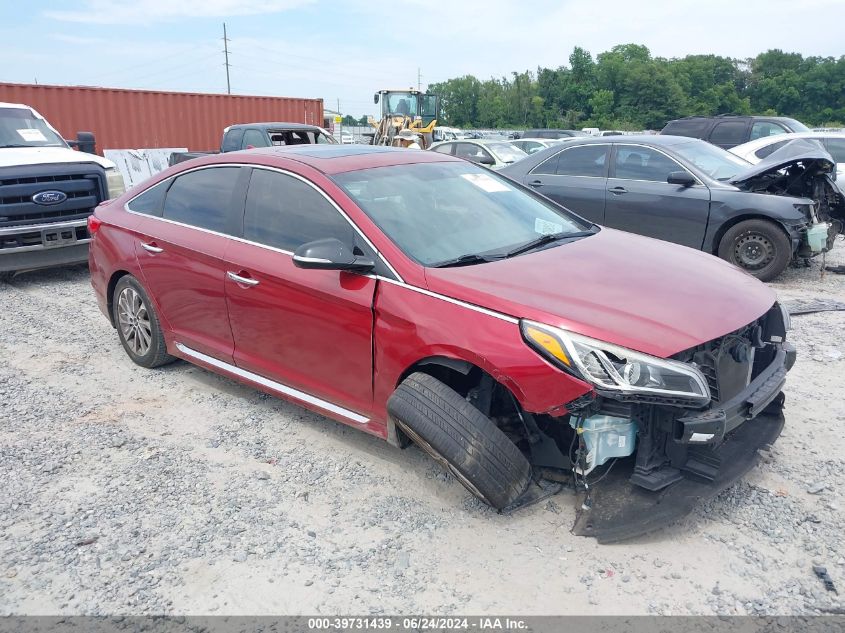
[87,214,103,236]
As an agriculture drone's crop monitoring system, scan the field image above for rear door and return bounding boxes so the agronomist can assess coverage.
[224,167,377,417]
[707,120,750,149]
[604,144,710,248]
[523,144,609,222]
[132,165,248,362]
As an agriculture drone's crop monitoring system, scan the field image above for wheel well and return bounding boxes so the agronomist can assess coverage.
[710,214,793,254]
[106,270,131,327]
[392,356,527,449]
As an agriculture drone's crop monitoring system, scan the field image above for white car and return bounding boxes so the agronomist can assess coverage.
[340,132,354,144]
[429,139,527,169]
[730,132,845,178]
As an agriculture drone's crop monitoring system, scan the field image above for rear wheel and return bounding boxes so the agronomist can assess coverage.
[387,372,531,509]
[718,219,791,282]
[112,275,175,368]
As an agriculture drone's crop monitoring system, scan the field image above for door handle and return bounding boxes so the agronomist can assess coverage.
[140,242,164,253]
[227,271,260,287]
[608,186,628,194]
[528,180,544,187]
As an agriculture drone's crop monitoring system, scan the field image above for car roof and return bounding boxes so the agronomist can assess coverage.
[228,122,324,131]
[212,144,461,175]
[534,135,696,148]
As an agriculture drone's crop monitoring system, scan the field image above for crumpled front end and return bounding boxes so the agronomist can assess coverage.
[556,302,794,542]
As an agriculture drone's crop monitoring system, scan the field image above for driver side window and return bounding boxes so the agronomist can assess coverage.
[455,143,491,163]
[614,146,686,182]
[243,169,354,252]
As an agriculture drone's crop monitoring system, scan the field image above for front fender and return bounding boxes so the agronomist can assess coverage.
[704,191,810,253]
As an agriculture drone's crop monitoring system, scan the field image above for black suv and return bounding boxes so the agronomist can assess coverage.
[660,115,810,149]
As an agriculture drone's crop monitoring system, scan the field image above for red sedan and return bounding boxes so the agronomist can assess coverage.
[88,145,795,541]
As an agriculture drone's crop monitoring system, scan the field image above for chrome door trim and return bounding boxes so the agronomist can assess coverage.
[226,271,260,286]
[175,343,370,425]
[123,162,404,282]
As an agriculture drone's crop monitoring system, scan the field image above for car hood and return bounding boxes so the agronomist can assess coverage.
[0,146,115,170]
[729,138,836,186]
[423,228,776,358]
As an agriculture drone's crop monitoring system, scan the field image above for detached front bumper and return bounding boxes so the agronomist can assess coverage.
[674,342,795,445]
[573,398,785,543]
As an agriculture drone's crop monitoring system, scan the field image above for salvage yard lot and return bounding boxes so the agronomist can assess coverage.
[1,247,844,616]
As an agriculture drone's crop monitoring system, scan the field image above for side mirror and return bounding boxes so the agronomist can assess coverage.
[373,93,380,104]
[293,238,375,272]
[667,171,696,187]
[69,131,96,155]
[474,154,495,166]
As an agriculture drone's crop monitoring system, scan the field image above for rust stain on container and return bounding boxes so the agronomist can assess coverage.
[0,82,324,152]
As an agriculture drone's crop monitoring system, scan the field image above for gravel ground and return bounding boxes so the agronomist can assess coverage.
[1,243,844,616]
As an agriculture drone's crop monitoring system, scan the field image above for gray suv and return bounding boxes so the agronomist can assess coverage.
[500,136,843,281]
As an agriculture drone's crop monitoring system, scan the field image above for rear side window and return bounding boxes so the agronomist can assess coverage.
[221,128,244,152]
[823,138,845,163]
[662,119,710,138]
[615,146,684,182]
[242,129,269,149]
[754,139,790,160]
[243,169,354,252]
[750,121,788,140]
[432,143,453,154]
[163,167,242,234]
[126,181,167,217]
[709,121,747,146]
[534,145,608,177]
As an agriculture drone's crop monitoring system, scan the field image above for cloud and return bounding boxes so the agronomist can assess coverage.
[44,0,313,25]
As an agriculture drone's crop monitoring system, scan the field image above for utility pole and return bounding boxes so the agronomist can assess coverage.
[337,98,341,136]
[222,23,231,94]
[417,67,421,91]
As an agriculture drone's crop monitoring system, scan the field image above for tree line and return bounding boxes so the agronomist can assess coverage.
[426,44,845,130]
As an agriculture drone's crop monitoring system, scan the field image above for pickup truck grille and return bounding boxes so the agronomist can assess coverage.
[0,164,105,229]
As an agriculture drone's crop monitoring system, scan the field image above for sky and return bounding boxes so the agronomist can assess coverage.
[3,0,844,118]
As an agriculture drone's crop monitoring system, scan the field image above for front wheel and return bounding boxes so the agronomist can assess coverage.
[718,219,792,282]
[387,372,531,509]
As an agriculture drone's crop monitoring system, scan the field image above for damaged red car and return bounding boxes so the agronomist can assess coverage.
[88,145,795,541]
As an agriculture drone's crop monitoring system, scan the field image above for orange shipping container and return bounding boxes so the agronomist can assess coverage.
[0,82,324,153]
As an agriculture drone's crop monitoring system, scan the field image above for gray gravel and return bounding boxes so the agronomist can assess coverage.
[1,242,844,615]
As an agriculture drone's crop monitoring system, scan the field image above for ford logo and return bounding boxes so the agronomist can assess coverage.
[32,190,67,206]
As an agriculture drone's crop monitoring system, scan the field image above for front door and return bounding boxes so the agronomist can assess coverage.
[523,143,610,223]
[133,165,247,363]
[225,167,376,417]
[604,144,710,249]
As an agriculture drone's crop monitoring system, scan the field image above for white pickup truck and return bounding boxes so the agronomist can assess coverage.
[0,103,125,279]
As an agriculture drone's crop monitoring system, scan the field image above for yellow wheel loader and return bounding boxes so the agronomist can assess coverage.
[367,89,440,149]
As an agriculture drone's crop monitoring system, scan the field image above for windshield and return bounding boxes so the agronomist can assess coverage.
[487,142,527,164]
[386,93,418,117]
[0,107,66,148]
[673,140,749,181]
[333,162,592,266]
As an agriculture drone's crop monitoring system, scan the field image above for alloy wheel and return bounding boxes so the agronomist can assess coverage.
[117,287,152,357]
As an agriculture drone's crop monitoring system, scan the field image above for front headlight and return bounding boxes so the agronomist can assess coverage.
[105,168,126,199]
[521,320,710,405]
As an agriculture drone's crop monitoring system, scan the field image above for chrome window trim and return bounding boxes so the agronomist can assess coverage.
[123,162,404,283]
[175,343,370,425]
[529,142,613,177]
[611,142,705,187]
[375,276,518,324]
